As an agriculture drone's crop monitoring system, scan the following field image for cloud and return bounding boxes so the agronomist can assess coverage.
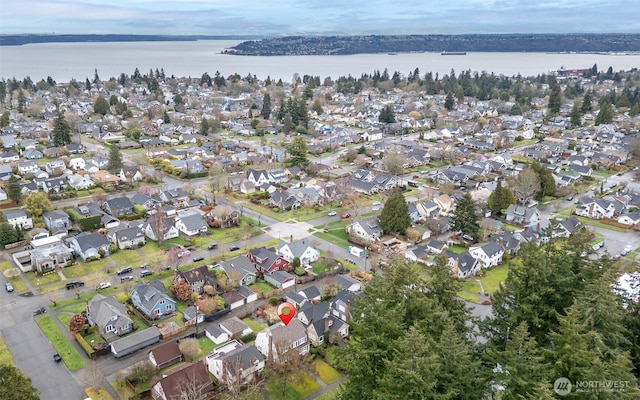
[1,0,638,35]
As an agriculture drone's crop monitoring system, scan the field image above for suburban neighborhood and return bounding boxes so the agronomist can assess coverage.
[1,64,640,400]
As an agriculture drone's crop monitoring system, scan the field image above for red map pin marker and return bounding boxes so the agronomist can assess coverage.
[277,302,296,326]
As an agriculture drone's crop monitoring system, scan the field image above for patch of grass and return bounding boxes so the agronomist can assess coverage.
[57,312,74,332]
[265,379,303,400]
[0,335,14,366]
[315,391,339,400]
[574,216,630,233]
[250,282,274,294]
[0,261,13,273]
[313,232,350,249]
[290,371,322,397]
[447,245,467,254]
[242,317,267,334]
[457,290,480,303]
[312,262,328,274]
[196,336,217,359]
[34,315,85,371]
[110,249,143,266]
[463,280,482,295]
[480,266,509,294]
[315,359,342,385]
[112,380,136,400]
[25,270,61,288]
[6,275,28,293]
[85,386,114,400]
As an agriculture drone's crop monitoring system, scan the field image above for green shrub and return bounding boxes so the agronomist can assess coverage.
[75,333,95,357]
[268,297,279,306]
[241,332,255,343]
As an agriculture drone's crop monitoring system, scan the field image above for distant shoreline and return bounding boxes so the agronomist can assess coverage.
[0,34,257,46]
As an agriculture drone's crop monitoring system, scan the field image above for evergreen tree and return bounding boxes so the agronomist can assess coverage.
[163,110,171,124]
[199,117,209,135]
[260,92,271,119]
[285,136,309,168]
[52,110,72,147]
[0,364,40,400]
[581,90,593,113]
[0,222,20,247]
[595,99,614,125]
[428,254,469,334]
[488,179,505,215]
[7,175,22,204]
[0,110,9,127]
[378,187,411,235]
[532,161,557,200]
[106,145,124,172]
[444,92,455,110]
[450,193,480,241]
[17,88,25,113]
[570,99,582,127]
[547,83,562,115]
[378,105,396,123]
[93,96,110,115]
[485,322,551,399]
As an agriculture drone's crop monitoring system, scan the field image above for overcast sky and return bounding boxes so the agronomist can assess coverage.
[1,0,638,36]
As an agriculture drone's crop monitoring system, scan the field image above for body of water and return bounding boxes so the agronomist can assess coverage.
[1,40,639,83]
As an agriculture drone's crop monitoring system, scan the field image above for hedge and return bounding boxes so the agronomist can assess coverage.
[75,332,95,358]
[67,210,102,231]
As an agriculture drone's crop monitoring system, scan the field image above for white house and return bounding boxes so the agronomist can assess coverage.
[205,340,265,390]
[175,213,208,236]
[618,212,640,226]
[255,319,309,362]
[277,238,320,267]
[2,209,33,230]
[345,217,383,242]
[69,157,86,171]
[67,174,94,190]
[246,169,270,187]
[469,241,504,268]
[17,161,40,175]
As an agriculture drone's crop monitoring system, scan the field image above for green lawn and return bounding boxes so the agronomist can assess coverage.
[25,270,61,288]
[313,232,351,249]
[0,335,14,366]
[315,391,339,400]
[480,266,510,294]
[457,290,480,303]
[447,245,467,254]
[265,380,303,400]
[315,359,342,385]
[34,315,86,371]
[196,336,217,360]
[463,280,482,295]
[289,371,322,397]
[110,249,143,266]
[574,216,630,233]
[250,282,274,294]
[57,312,74,331]
[0,261,13,273]
[6,275,28,293]
[242,317,267,334]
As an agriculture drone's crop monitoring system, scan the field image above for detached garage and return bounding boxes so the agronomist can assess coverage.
[264,270,295,289]
[111,326,161,358]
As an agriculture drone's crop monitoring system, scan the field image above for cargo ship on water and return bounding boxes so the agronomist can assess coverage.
[441,51,467,55]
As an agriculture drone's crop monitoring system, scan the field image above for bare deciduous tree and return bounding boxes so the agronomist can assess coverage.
[178,338,201,361]
[382,151,405,178]
[149,204,168,244]
[270,339,314,396]
[511,167,540,205]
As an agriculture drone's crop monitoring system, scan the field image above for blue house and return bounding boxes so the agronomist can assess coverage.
[130,280,176,320]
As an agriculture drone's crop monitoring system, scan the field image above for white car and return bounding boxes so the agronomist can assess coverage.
[98,282,111,290]
[622,245,633,256]
[328,211,337,216]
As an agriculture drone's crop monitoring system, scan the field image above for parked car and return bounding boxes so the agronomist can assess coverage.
[462,234,474,242]
[116,266,132,275]
[208,243,218,250]
[140,269,153,278]
[622,245,634,256]
[65,281,85,290]
[98,282,111,290]
[53,353,62,363]
[342,213,351,219]
[327,211,337,216]
[33,307,46,316]
[567,196,573,201]
[5,282,14,292]
[192,255,204,262]
[372,201,381,206]
[229,245,241,251]
[120,275,134,282]
[177,249,191,258]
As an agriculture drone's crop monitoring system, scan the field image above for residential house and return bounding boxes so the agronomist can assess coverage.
[159,188,190,207]
[150,361,214,400]
[109,225,146,249]
[433,194,455,215]
[447,250,481,278]
[86,294,134,341]
[618,212,640,226]
[92,170,121,187]
[3,209,33,230]
[330,289,358,323]
[142,218,180,242]
[298,301,349,346]
[119,166,143,183]
[174,265,217,295]
[130,281,176,320]
[45,159,66,175]
[426,239,448,254]
[269,191,300,210]
[42,210,71,235]
[67,232,110,260]
[148,340,183,370]
[552,217,583,238]
[41,177,67,194]
[168,159,204,174]
[105,196,134,216]
[575,199,616,219]
[346,217,383,242]
[22,148,43,160]
[219,317,253,340]
[469,241,505,268]
[505,204,541,225]
[206,341,265,390]
[214,256,257,286]
[246,247,290,274]
[66,143,85,154]
[67,173,94,190]
[0,152,19,163]
[91,156,109,169]
[69,157,86,171]
[175,213,208,236]
[333,275,362,293]
[276,238,320,267]
[246,169,270,187]
[130,192,159,210]
[255,318,309,362]
[299,286,322,302]
[28,236,74,273]
[0,187,6,201]
[17,161,40,175]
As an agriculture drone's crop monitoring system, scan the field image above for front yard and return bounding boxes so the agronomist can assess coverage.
[34,315,85,371]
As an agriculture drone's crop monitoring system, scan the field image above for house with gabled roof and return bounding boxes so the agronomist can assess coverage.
[131,280,176,320]
[42,209,71,235]
[86,294,134,341]
[67,173,94,190]
[575,199,616,219]
[175,213,208,236]
[206,340,265,390]
[67,232,110,260]
[142,218,179,242]
[447,250,480,278]
[3,209,33,230]
[346,217,383,242]
[505,204,541,225]
[150,361,214,400]
[247,247,290,274]
[255,318,309,362]
[214,256,257,287]
[298,301,349,346]
[108,224,146,249]
[277,238,320,267]
[174,265,217,295]
[246,169,270,187]
[119,166,143,183]
[469,241,504,268]
[105,196,134,217]
[17,161,40,175]
[552,216,583,238]
[159,188,190,207]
